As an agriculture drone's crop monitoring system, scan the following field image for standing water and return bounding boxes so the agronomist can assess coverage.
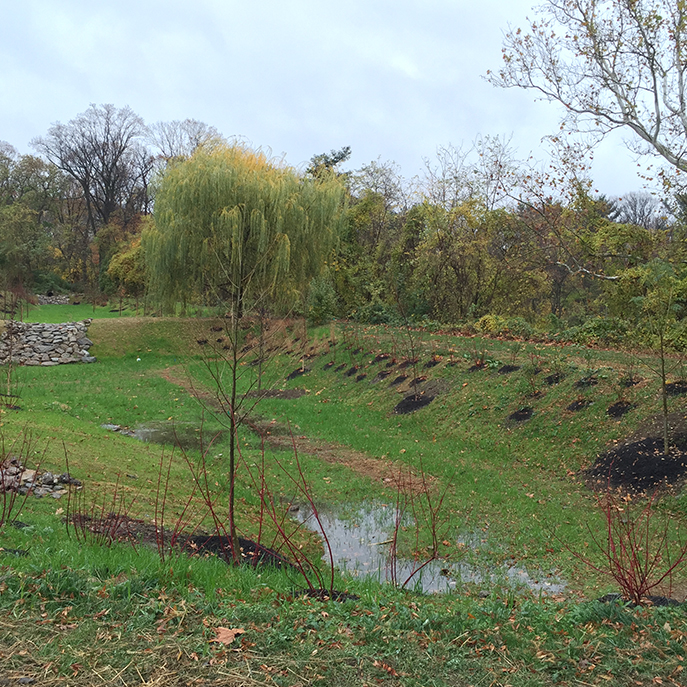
[294,503,565,595]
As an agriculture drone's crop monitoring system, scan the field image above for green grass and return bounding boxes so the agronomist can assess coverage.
[1,315,687,684]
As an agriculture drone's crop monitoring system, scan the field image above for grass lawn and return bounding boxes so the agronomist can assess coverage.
[1,314,686,685]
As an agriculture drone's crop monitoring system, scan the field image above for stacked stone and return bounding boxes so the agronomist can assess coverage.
[1,457,81,499]
[37,294,71,305]
[0,320,96,366]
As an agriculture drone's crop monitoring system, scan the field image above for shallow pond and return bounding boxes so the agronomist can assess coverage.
[133,421,225,451]
[294,503,565,595]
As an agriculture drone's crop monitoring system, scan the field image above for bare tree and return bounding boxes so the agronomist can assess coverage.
[490,0,687,173]
[147,119,223,162]
[607,192,670,232]
[32,104,151,237]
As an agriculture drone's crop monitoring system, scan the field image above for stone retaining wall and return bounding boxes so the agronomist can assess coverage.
[0,320,96,366]
[37,294,71,305]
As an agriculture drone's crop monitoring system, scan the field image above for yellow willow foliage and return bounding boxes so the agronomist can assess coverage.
[144,143,345,311]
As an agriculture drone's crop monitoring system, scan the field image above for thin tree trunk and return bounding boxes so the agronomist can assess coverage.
[660,332,670,456]
[227,306,241,563]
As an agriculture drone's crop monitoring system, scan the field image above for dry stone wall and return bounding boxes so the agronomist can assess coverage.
[0,320,96,366]
[37,294,70,305]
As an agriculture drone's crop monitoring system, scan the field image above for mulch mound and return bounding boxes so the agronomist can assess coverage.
[394,393,435,414]
[544,373,564,385]
[607,401,635,418]
[184,534,294,570]
[575,377,598,388]
[508,407,533,422]
[389,374,408,387]
[286,367,310,380]
[373,370,392,382]
[247,388,306,400]
[296,588,360,602]
[597,593,682,607]
[498,365,520,375]
[567,399,591,412]
[70,514,296,570]
[586,433,687,492]
[666,380,687,396]
[467,363,486,373]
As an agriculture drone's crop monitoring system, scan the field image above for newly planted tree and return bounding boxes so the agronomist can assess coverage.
[623,260,686,455]
[145,143,345,559]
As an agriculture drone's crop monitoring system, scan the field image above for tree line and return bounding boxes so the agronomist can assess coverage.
[0,100,684,352]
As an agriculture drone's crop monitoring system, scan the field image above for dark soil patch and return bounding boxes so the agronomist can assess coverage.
[344,366,360,377]
[587,434,687,492]
[373,370,392,382]
[409,376,427,387]
[508,407,533,422]
[286,367,310,380]
[620,375,641,388]
[424,357,442,369]
[397,358,418,369]
[446,360,459,367]
[394,393,435,414]
[373,353,390,363]
[597,593,682,607]
[323,361,334,370]
[355,373,367,382]
[567,399,592,412]
[185,535,294,570]
[352,348,362,354]
[71,514,296,570]
[389,374,408,387]
[296,588,360,602]
[498,364,520,375]
[247,388,307,400]
[607,401,635,418]
[386,360,396,368]
[468,363,486,373]
[528,390,545,399]
[544,373,564,385]
[666,380,687,396]
[575,377,598,388]
[334,363,347,372]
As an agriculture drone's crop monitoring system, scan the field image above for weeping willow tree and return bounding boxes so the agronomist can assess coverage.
[146,143,344,313]
[144,143,345,559]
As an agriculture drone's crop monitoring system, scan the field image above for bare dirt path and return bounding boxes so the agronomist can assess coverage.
[157,366,432,493]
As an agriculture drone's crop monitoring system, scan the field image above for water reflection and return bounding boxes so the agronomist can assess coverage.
[133,422,225,451]
[294,503,565,595]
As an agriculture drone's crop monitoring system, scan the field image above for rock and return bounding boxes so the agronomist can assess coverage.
[0,320,95,366]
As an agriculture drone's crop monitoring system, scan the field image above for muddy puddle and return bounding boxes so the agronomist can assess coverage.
[102,421,226,451]
[136,422,226,450]
[294,503,564,595]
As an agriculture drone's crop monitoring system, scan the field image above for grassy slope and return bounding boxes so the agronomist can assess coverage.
[1,314,686,685]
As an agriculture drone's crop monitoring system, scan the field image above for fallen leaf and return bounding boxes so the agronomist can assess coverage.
[210,627,246,645]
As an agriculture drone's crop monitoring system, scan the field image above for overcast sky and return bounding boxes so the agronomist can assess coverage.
[0,0,658,197]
